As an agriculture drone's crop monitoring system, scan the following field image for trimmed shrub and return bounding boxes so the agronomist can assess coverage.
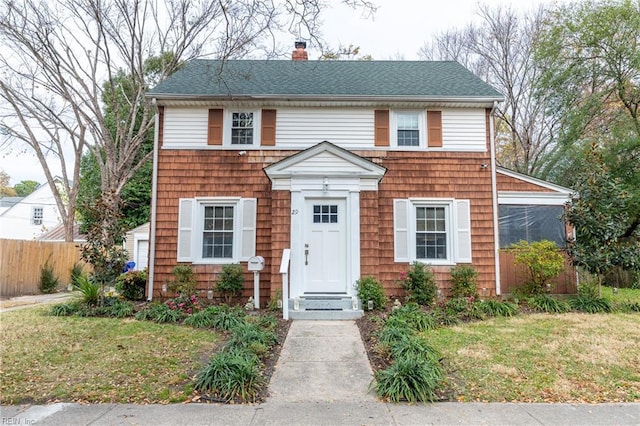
[355,276,387,311]
[375,355,444,403]
[526,294,570,313]
[40,261,59,294]
[115,269,147,301]
[216,264,245,303]
[166,264,197,295]
[400,262,438,307]
[449,265,479,298]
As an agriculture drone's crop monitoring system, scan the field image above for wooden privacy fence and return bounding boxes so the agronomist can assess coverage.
[499,250,577,295]
[0,239,84,297]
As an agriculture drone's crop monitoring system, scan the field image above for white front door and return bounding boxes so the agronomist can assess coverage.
[303,198,347,294]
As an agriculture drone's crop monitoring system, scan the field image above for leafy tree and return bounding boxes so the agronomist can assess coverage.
[13,180,39,197]
[564,147,640,295]
[0,170,16,196]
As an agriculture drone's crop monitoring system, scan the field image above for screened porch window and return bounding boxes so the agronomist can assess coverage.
[498,205,565,248]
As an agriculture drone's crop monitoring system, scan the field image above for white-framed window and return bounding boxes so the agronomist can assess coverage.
[224,110,261,146]
[394,198,471,265]
[391,110,425,148]
[177,197,257,264]
[31,207,43,225]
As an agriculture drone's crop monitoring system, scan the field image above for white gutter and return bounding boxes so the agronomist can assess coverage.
[147,101,160,301]
[490,101,501,295]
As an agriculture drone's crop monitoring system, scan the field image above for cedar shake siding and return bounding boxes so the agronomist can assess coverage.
[496,172,557,193]
[152,148,497,301]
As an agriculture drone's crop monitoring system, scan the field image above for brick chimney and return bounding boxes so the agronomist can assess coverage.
[292,41,308,61]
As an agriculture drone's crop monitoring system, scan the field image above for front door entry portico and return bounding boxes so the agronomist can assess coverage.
[303,198,347,294]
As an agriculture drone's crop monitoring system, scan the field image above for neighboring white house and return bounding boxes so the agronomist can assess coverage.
[124,222,149,270]
[0,181,63,240]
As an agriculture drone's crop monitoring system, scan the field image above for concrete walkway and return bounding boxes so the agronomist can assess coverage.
[2,319,639,425]
[0,292,73,312]
[268,320,376,403]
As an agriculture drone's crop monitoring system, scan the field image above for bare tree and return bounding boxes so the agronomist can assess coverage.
[420,4,561,175]
[0,0,376,242]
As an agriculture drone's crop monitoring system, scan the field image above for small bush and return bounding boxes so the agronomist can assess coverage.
[73,275,100,306]
[569,295,612,313]
[477,299,518,317]
[508,240,565,296]
[388,303,436,332]
[115,269,147,301]
[216,264,245,303]
[400,262,438,307]
[449,265,478,298]
[355,276,387,311]
[267,289,282,311]
[167,264,197,295]
[165,294,200,314]
[40,261,59,294]
[375,355,444,403]
[70,262,85,286]
[194,351,264,402]
[527,294,570,313]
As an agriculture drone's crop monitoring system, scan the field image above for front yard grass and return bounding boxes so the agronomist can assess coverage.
[0,307,219,404]
[427,312,640,402]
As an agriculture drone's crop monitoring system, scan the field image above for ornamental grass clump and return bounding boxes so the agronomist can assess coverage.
[375,355,444,403]
[526,294,570,313]
[387,303,436,332]
[194,351,264,403]
[476,299,519,317]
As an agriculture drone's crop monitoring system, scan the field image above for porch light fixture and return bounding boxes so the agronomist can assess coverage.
[323,177,329,192]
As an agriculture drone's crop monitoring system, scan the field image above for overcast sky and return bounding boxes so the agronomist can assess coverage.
[1,0,561,186]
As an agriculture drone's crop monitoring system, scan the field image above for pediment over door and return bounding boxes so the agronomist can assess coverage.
[263,141,386,191]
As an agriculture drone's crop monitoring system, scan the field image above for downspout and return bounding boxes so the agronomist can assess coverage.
[490,100,501,295]
[147,100,160,301]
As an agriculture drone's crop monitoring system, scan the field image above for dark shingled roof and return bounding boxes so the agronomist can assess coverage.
[148,60,503,100]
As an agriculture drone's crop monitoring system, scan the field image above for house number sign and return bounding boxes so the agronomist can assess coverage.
[291,209,299,215]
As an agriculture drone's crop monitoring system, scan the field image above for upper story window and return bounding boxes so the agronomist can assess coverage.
[391,111,425,148]
[32,207,43,225]
[231,112,254,145]
[223,110,260,146]
[396,112,420,146]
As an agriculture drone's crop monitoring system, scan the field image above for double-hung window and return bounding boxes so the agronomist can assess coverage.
[202,205,235,259]
[397,112,420,146]
[231,112,254,145]
[392,111,425,148]
[32,207,43,225]
[177,197,257,264]
[394,198,472,265]
[416,206,448,260]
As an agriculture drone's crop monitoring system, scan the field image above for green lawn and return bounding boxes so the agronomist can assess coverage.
[1,307,219,404]
[427,312,640,402]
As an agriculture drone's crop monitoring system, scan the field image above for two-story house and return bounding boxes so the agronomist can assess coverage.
[146,44,572,318]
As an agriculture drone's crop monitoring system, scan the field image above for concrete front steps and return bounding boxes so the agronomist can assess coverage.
[288,295,364,320]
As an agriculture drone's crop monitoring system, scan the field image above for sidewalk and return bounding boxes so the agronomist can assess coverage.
[0,292,73,312]
[1,319,639,425]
